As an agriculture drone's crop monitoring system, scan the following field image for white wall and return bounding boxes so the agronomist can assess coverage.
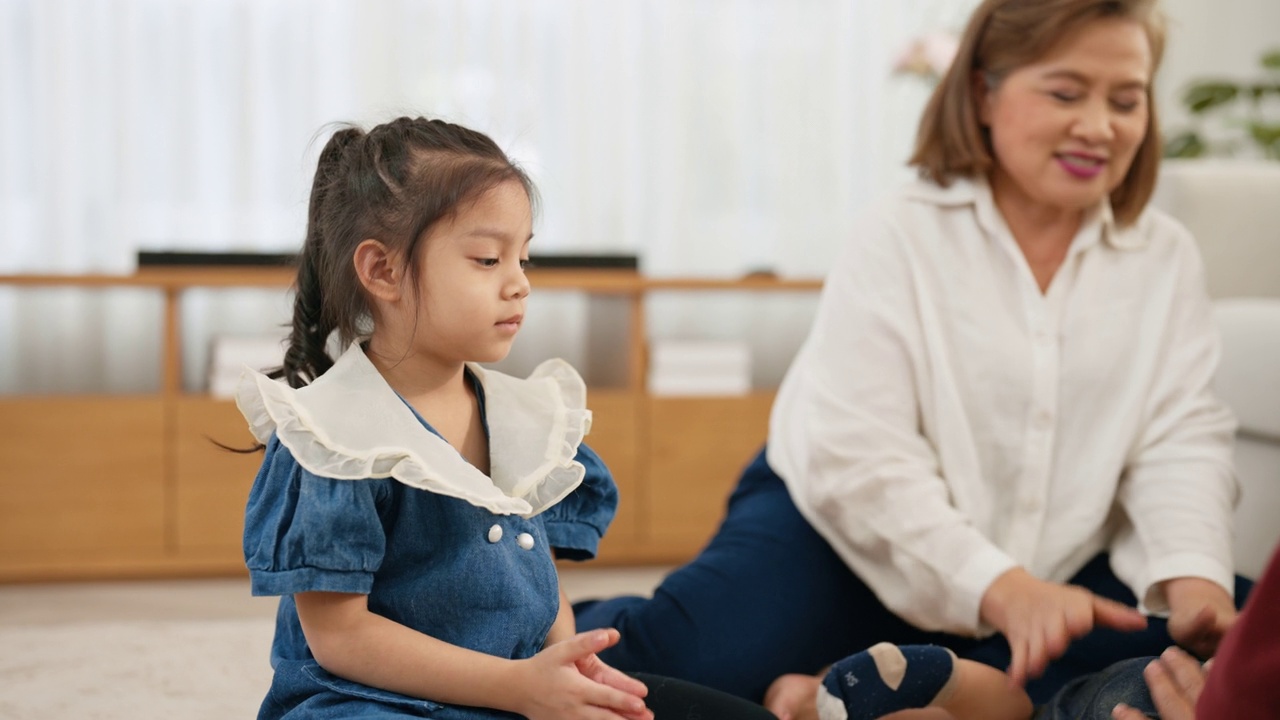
[2,0,1276,394]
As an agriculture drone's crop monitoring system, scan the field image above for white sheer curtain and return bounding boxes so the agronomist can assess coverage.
[0,0,977,392]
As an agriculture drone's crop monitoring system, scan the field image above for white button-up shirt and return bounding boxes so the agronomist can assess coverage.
[768,176,1238,636]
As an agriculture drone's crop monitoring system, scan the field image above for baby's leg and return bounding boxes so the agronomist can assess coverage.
[816,644,1032,720]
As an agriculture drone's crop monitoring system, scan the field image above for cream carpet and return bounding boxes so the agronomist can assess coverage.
[0,568,669,719]
[0,617,274,719]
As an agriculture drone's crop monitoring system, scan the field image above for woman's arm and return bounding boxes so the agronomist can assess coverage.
[772,208,1020,636]
[295,591,648,720]
[1113,232,1238,633]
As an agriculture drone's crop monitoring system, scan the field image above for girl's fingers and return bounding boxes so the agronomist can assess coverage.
[552,630,620,663]
[1158,647,1206,698]
[595,665,648,697]
[585,682,650,717]
[1112,703,1146,719]
[1142,658,1197,720]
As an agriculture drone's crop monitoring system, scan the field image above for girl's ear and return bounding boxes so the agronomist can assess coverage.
[353,239,404,303]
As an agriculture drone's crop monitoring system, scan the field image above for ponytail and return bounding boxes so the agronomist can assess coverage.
[272,127,363,388]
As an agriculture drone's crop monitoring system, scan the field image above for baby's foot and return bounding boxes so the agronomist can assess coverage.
[764,672,823,720]
[816,643,958,720]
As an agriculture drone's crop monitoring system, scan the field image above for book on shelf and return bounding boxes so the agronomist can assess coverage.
[208,335,287,399]
[647,339,752,397]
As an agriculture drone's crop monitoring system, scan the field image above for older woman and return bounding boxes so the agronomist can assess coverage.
[576,0,1254,710]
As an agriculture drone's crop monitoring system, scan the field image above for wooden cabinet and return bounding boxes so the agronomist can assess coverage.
[0,397,166,574]
[0,269,819,580]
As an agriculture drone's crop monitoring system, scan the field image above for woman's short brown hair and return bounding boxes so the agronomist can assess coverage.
[909,0,1167,226]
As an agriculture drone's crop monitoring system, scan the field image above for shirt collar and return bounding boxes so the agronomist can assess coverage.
[235,341,590,517]
[902,174,1145,251]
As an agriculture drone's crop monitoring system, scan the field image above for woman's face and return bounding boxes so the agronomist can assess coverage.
[980,17,1152,218]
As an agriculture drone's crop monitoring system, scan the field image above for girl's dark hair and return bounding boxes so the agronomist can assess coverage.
[273,116,536,388]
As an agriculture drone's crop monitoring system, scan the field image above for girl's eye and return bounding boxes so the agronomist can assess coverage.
[474,258,499,268]
[519,258,534,270]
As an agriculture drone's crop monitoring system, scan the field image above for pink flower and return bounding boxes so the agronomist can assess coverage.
[893,31,959,80]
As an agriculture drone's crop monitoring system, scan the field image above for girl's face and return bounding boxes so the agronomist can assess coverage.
[409,180,533,366]
[980,17,1152,219]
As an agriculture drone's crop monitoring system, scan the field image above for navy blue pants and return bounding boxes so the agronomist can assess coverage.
[575,448,1252,706]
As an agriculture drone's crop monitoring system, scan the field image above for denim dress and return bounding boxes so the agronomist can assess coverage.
[238,344,617,719]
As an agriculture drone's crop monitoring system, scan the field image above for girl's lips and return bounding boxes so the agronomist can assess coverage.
[1056,153,1105,179]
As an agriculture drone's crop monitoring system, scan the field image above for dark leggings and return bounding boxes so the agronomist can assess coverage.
[577,448,1253,705]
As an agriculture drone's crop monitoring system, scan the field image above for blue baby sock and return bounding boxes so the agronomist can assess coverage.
[816,643,959,720]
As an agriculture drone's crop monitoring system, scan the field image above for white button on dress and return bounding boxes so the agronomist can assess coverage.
[487,524,503,543]
[517,532,535,550]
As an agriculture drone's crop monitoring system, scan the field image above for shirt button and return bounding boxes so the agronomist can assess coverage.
[517,532,535,550]
[1032,410,1054,430]
[487,524,503,543]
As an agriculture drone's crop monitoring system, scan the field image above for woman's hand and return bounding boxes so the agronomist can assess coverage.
[513,629,653,720]
[1111,646,1206,720]
[980,568,1148,685]
[1163,577,1236,659]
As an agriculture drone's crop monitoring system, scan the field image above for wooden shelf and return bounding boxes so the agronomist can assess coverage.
[0,269,821,580]
[0,268,822,292]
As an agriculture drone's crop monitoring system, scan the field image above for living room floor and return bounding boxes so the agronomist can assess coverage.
[0,565,671,719]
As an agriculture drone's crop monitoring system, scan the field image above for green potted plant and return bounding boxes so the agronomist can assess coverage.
[1165,48,1280,160]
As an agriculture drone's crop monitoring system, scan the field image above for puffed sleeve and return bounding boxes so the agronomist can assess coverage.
[243,435,391,596]
[541,443,619,561]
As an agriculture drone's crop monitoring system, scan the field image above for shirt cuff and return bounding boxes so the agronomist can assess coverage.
[1138,551,1235,615]
[952,544,1019,636]
[249,566,375,597]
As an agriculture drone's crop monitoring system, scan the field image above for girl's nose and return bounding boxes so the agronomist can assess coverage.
[505,268,531,299]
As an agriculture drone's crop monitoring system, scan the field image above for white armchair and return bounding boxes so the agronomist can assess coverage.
[1213,298,1280,579]
[1151,159,1280,299]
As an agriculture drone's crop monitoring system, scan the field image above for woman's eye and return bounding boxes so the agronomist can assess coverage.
[1050,91,1079,103]
[1111,98,1140,112]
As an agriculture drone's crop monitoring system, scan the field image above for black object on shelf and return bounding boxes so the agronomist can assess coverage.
[138,251,297,267]
[529,254,638,270]
[138,250,639,270]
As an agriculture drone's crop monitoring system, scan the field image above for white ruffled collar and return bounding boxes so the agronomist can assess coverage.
[235,342,591,517]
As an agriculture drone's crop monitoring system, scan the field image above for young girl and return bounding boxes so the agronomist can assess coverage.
[237,117,773,720]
